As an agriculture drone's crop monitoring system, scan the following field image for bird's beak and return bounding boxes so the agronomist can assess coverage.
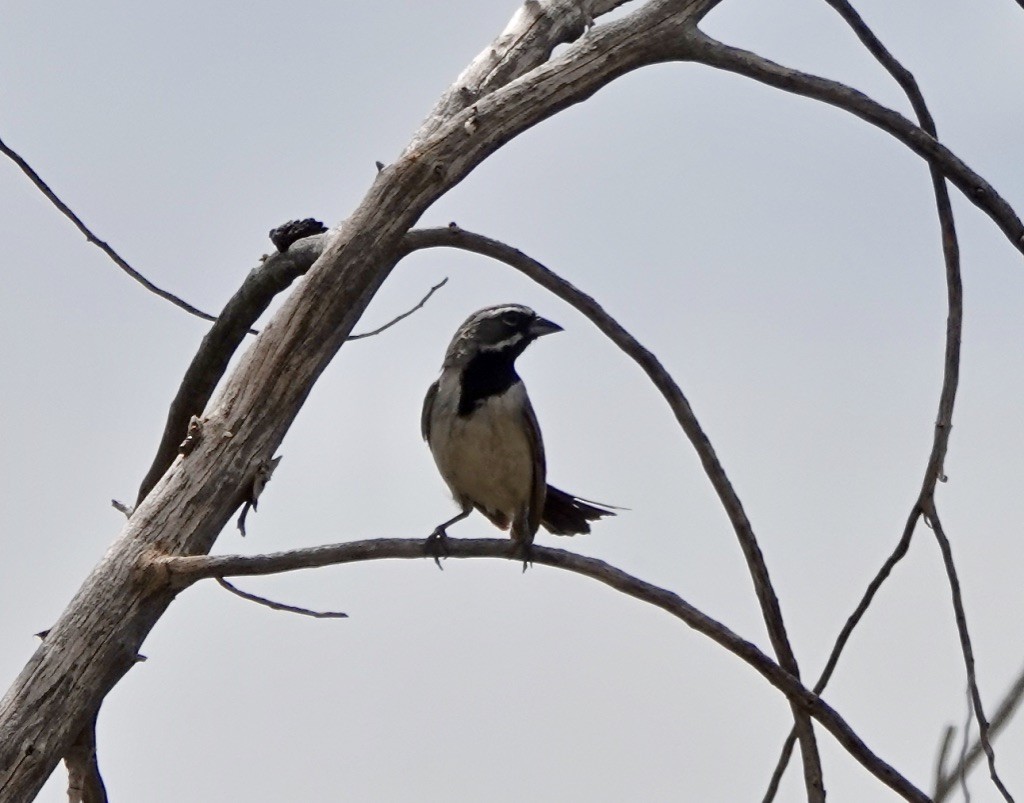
[528,315,563,338]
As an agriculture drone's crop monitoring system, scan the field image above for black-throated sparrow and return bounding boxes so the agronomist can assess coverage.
[422,304,614,567]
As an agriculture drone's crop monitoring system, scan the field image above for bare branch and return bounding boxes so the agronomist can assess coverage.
[763,509,922,802]
[134,236,327,505]
[64,715,106,803]
[414,0,662,142]
[135,225,442,506]
[958,688,974,802]
[153,537,925,801]
[935,662,1024,801]
[348,277,449,340]
[215,578,348,620]
[0,133,220,324]
[682,32,1024,259]
[933,724,955,800]
[12,2,998,798]
[928,508,1015,801]
[399,225,824,799]
[762,2,966,795]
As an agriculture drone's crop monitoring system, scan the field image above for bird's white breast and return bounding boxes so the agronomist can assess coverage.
[428,375,535,524]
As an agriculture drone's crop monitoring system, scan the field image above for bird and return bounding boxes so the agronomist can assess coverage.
[421,303,615,568]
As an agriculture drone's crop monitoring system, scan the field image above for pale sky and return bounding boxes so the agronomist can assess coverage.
[2,1,1023,801]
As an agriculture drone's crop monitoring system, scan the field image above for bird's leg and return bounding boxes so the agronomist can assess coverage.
[511,513,535,572]
[426,506,472,569]
[513,540,534,572]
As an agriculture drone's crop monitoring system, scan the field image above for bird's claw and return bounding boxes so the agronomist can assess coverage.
[425,528,450,570]
[514,542,534,573]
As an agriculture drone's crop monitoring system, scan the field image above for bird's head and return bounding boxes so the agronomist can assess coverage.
[443,304,562,367]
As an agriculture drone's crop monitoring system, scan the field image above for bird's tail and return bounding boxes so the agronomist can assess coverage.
[541,485,618,535]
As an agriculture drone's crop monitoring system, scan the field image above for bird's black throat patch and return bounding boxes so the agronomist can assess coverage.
[458,350,522,416]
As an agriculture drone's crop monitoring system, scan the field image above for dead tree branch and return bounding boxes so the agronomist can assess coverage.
[215,577,348,619]
[682,32,1024,259]
[399,225,824,798]
[5,3,1023,800]
[347,277,448,340]
[151,537,926,802]
[761,2,970,797]
[935,663,1024,801]
[134,234,327,505]
[0,133,220,324]
[1,4,736,799]
[63,713,106,803]
[928,508,1015,801]
[135,239,444,506]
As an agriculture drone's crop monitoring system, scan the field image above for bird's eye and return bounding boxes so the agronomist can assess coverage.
[500,311,520,326]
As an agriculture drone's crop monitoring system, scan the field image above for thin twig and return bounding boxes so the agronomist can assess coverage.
[348,277,449,339]
[933,724,955,799]
[153,537,926,802]
[216,578,348,619]
[958,686,974,802]
[935,662,1024,801]
[0,133,220,324]
[928,509,1015,801]
[399,226,825,800]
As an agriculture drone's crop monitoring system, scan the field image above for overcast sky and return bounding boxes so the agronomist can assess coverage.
[2,1,1023,800]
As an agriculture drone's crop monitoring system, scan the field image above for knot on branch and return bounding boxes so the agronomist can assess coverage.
[269,218,327,253]
[133,548,180,594]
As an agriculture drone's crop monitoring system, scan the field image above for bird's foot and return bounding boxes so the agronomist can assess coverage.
[513,541,534,573]
[425,527,450,570]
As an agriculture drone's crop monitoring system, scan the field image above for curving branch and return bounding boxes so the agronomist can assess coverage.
[746,6,1015,800]
[149,537,926,802]
[761,1,970,797]
[0,133,220,324]
[7,3,1024,801]
[681,32,1024,259]
[3,5,740,799]
[399,225,825,798]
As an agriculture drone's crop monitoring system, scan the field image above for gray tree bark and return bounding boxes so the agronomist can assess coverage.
[2,1,1022,800]
[0,2,719,799]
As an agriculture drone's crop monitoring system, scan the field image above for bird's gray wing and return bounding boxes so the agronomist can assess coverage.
[421,379,440,442]
[520,391,547,538]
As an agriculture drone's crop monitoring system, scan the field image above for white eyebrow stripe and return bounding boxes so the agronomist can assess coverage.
[477,305,531,320]
[479,332,525,351]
